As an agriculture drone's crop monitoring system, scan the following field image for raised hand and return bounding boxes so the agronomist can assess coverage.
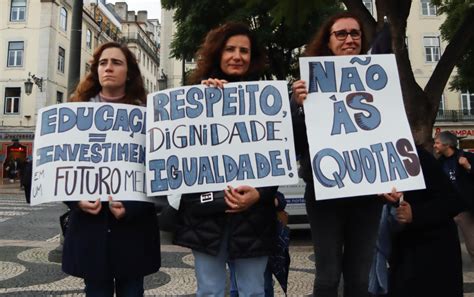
[201,78,228,89]
[291,80,308,106]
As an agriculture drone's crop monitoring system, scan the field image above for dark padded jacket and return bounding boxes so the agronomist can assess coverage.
[438,149,474,212]
[173,186,278,259]
[388,148,464,297]
[62,201,161,280]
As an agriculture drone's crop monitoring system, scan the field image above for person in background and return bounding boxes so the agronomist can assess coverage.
[434,131,474,261]
[21,157,32,204]
[173,22,278,297]
[5,157,18,183]
[61,42,161,297]
[291,12,383,297]
[381,146,465,297]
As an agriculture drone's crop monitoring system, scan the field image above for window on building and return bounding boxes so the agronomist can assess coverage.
[86,29,92,49]
[10,0,26,21]
[7,41,24,67]
[421,0,437,16]
[58,47,65,73]
[423,36,440,62]
[60,7,67,31]
[363,0,373,15]
[56,91,64,104]
[4,88,20,114]
[438,95,445,116]
[461,91,474,116]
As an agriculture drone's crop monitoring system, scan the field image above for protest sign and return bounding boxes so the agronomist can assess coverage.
[299,54,425,200]
[146,81,298,195]
[31,103,152,205]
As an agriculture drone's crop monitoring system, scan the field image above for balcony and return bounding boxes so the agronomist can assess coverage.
[436,109,474,122]
[122,33,160,65]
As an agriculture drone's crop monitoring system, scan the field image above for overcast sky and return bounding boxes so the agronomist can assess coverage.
[111,0,161,21]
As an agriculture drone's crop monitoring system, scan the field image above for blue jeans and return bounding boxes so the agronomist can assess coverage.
[305,183,382,297]
[229,261,274,297]
[84,277,144,297]
[193,230,268,297]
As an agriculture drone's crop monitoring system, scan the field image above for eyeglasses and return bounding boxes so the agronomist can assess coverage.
[331,29,362,41]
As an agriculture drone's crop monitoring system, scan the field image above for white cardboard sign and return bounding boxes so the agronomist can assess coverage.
[299,54,426,200]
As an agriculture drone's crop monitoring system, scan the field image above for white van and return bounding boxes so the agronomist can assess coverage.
[278,175,309,229]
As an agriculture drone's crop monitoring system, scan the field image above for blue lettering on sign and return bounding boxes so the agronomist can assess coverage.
[76,107,94,131]
[153,93,170,121]
[311,140,417,189]
[58,107,77,133]
[41,108,58,135]
[170,89,186,120]
[331,101,358,135]
[386,141,408,181]
[346,92,381,131]
[95,105,114,130]
[308,61,337,93]
[366,64,388,90]
[308,58,388,94]
[223,87,238,116]
[183,157,198,186]
[340,67,365,92]
[186,87,204,118]
[260,85,282,116]
[148,150,293,193]
[205,87,222,117]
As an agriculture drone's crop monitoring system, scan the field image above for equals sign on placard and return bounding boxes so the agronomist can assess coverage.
[89,133,107,142]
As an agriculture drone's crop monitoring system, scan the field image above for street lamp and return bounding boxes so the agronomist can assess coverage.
[24,72,43,96]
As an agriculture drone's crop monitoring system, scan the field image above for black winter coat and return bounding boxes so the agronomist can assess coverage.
[438,149,474,212]
[62,201,161,280]
[173,186,278,259]
[387,148,465,297]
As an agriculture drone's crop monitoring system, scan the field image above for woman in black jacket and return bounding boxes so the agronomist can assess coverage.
[172,22,278,297]
[61,42,160,297]
[291,12,383,297]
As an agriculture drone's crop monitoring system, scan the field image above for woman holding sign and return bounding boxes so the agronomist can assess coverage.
[291,12,383,297]
[62,42,160,296]
[173,22,278,297]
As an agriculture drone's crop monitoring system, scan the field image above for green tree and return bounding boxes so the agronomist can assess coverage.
[436,0,474,92]
[161,0,341,80]
[162,0,474,147]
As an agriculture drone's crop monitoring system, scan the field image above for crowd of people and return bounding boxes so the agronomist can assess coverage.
[14,10,473,297]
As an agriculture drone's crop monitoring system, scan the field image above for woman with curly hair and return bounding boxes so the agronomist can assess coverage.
[62,42,160,297]
[173,22,278,297]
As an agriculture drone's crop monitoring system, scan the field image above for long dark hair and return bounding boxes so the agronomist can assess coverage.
[305,12,368,56]
[188,22,266,84]
[71,42,146,105]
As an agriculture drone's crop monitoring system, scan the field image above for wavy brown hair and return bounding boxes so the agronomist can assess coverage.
[305,12,368,57]
[188,22,266,84]
[71,42,146,105]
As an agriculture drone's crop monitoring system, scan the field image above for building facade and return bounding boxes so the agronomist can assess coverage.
[0,0,160,180]
[108,1,161,93]
[159,8,195,90]
[363,0,474,150]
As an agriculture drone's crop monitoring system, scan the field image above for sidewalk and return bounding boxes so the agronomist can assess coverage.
[0,179,24,195]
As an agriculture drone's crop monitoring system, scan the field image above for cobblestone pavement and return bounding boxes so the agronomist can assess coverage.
[1,181,473,296]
